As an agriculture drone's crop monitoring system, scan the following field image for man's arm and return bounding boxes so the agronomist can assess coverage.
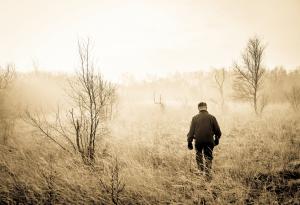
[187,117,195,143]
[212,116,222,138]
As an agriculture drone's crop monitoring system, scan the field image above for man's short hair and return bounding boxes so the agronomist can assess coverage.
[198,102,207,111]
[198,102,207,108]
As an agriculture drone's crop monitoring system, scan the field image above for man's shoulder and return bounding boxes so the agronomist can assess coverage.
[207,113,218,121]
[192,112,209,120]
[192,112,216,120]
[200,112,216,120]
[192,113,201,118]
[208,113,216,118]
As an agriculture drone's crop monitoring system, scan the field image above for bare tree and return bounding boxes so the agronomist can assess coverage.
[25,39,116,164]
[214,68,226,110]
[233,37,265,114]
[68,38,116,163]
[286,86,300,111]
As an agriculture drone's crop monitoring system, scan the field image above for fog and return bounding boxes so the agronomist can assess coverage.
[1,60,299,203]
[0,1,300,203]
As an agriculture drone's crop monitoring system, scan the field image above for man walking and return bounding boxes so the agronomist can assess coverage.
[187,102,222,177]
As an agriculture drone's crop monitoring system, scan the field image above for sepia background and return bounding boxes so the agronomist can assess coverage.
[0,0,299,204]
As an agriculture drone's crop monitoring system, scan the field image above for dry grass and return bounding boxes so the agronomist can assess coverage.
[0,107,299,204]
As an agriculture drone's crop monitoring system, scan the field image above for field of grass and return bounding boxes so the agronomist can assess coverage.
[0,104,299,204]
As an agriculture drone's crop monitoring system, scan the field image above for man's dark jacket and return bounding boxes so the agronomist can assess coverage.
[187,110,221,145]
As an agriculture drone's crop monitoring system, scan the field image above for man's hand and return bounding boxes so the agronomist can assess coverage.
[214,137,219,146]
[188,142,193,150]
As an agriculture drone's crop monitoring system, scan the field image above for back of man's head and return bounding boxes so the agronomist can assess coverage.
[198,102,207,111]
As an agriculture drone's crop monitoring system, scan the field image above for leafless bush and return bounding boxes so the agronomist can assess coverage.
[0,64,16,145]
[105,89,118,120]
[214,68,226,111]
[153,92,165,111]
[25,39,116,164]
[0,64,15,89]
[68,38,116,163]
[286,86,300,111]
[41,155,57,204]
[233,37,265,114]
[258,94,269,115]
[100,157,125,205]
[0,119,15,145]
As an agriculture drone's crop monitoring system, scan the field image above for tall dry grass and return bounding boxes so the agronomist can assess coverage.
[0,104,299,204]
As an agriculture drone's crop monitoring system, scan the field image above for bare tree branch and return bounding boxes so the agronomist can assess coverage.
[24,110,73,154]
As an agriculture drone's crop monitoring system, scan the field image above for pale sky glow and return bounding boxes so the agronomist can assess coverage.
[0,0,299,82]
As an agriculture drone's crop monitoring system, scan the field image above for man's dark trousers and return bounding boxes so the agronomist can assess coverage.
[195,142,214,175]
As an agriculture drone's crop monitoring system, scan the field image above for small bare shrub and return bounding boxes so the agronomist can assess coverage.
[286,86,300,111]
[0,64,15,89]
[258,94,269,115]
[0,64,16,145]
[100,157,125,205]
[41,155,57,205]
[214,68,226,111]
[153,92,165,111]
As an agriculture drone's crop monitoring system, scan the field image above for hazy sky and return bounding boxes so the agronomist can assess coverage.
[0,0,299,81]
